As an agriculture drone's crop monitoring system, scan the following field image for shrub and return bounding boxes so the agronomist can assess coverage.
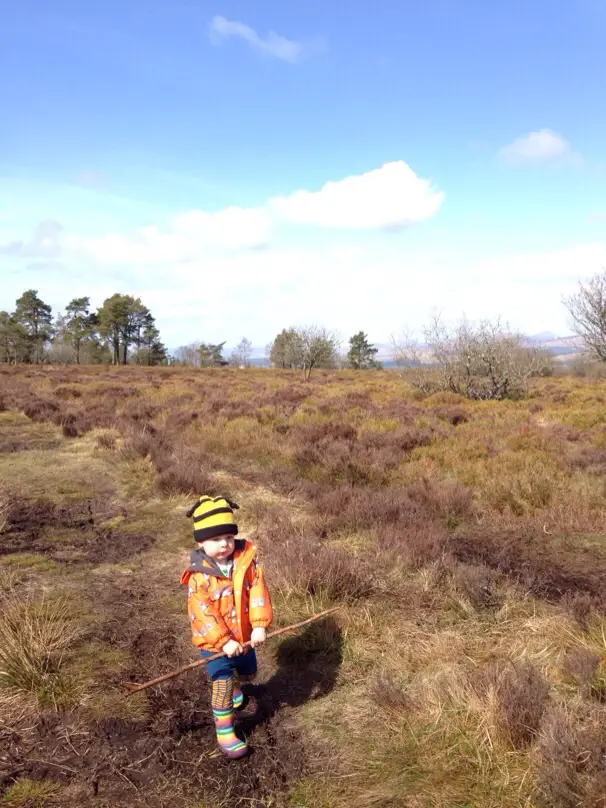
[155,448,219,496]
[372,669,414,713]
[535,707,606,808]
[560,647,600,687]
[394,316,553,400]
[434,405,470,425]
[473,659,550,748]
[269,538,373,602]
[96,432,117,450]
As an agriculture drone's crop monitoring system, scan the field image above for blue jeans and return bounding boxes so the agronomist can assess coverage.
[200,648,258,681]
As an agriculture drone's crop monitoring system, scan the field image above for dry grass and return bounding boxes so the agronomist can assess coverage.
[0,485,9,535]
[1,779,60,807]
[0,367,605,807]
[0,581,82,710]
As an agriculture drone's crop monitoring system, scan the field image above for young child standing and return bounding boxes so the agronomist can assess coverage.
[180,495,272,759]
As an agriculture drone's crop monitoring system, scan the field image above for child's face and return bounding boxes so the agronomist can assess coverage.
[201,534,235,563]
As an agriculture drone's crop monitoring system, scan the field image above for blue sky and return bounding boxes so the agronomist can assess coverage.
[1,0,605,351]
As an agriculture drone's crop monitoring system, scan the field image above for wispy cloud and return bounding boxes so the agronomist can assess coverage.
[0,220,64,257]
[209,15,304,62]
[499,129,583,166]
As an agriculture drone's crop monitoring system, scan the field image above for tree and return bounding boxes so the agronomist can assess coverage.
[172,342,201,366]
[268,326,339,378]
[229,337,253,367]
[564,269,606,361]
[135,320,167,366]
[269,328,303,369]
[14,289,53,363]
[0,312,27,364]
[393,316,552,400]
[63,297,96,364]
[297,326,339,380]
[97,294,149,365]
[347,331,381,369]
[198,342,226,367]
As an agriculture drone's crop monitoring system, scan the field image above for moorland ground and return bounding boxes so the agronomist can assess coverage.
[0,365,605,808]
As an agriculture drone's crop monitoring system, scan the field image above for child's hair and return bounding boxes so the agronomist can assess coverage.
[186,495,240,543]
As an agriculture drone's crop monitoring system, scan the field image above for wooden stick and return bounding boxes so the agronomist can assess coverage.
[122,606,341,696]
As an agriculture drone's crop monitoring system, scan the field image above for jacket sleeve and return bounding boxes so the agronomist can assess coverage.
[248,558,273,629]
[187,573,232,651]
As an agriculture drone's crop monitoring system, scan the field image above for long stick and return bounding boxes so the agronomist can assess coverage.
[122,606,341,696]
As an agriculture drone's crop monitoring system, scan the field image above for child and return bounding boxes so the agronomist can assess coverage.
[180,495,272,759]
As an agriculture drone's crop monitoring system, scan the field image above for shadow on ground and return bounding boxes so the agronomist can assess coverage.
[241,616,344,738]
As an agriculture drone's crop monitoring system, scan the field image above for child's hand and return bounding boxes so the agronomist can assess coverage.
[250,627,267,648]
[222,639,243,657]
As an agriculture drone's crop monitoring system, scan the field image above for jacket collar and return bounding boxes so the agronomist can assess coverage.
[188,538,250,578]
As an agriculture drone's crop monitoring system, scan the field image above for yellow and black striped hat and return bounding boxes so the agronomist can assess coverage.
[186,496,239,543]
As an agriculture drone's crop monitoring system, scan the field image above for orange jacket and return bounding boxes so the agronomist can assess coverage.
[180,538,272,653]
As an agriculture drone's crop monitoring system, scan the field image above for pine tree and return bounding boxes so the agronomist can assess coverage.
[64,297,96,364]
[14,290,53,363]
[347,332,381,370]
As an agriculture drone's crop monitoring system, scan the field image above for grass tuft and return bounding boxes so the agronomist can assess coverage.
[0,584,82,708]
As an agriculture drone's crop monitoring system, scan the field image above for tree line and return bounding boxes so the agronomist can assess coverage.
[0,291,167,366]
[2,268,605,380]
[172,329,381,377]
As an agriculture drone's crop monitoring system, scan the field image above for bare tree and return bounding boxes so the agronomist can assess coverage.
[296,326,340,380]
[563,269,606,361]
[229,337,253,367]
[393,316,551,400]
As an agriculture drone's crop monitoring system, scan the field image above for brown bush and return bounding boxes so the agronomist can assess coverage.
[23,398,62,423]
[62,421,79,438]
[560,647,600,687]
[120,429,155,460]
[376,522,448,568]
[121,400,160,422]
[434,405,470,425]
[155,450,218,496]
[372,669,414,713]
[358,425,433,453]
[563,592,598,627]
[96,432,117,450]
[164,409,199,432]
[54,385,82,399]
[451,562,502,609]
[406,477,475,526]
[269,537,373,602]
[536,708,606,808]
[474,659,550,748]
[567,446,606,474]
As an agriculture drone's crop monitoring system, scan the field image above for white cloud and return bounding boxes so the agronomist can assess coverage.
[64,206,271,265]
[14,164,606,349]
[269,161,444,230]
[40,161,442,266]
[4,231,606,349]
[499,129,582,166]
[209,15,303,62]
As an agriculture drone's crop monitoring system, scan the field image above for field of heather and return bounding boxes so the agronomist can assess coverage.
[0,365,605,808]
